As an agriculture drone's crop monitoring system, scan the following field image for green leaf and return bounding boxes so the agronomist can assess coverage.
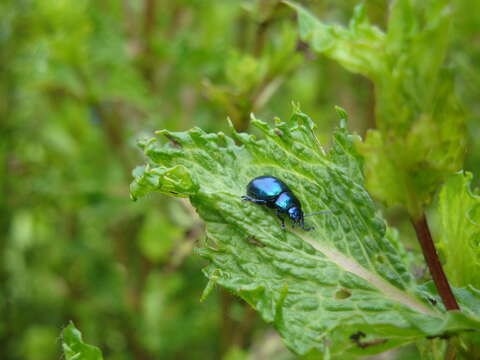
[288,0,466,218]
[430,172,480,288]
[284,2,385,79]
[62,322,103,360]
[131,109,479,357]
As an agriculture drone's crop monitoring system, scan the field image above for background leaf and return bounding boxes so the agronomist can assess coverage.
[430,172,480,289]
[62,322,104,360]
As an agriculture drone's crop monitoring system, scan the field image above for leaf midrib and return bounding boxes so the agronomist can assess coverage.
[299,234,438,316]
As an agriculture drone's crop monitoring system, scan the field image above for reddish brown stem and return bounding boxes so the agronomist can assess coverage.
[412,214,460,311]
[141,0,156,84]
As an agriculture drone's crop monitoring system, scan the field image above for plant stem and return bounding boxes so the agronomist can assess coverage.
[220,289,235,356]
[141,0,156,83]
[412,214,460,311]
[445,337,457,360]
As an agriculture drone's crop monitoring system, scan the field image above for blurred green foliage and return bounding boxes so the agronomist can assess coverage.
[1,0,480,359]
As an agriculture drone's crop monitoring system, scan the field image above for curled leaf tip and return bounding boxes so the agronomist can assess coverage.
[227,117,236,132]
[335,106,348,120]
[137,137,156,150]
[200,278,216,302]
[291,101,301,113]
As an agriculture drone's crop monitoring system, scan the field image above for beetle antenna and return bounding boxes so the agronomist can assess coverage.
[304,210,329,217]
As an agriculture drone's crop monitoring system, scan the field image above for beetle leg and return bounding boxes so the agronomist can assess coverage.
[301,218,314,231]
[241,195,268,205]
[276,210,286,230]
[302,223,314,231]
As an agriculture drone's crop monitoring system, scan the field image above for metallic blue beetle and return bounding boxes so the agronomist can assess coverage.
[242,176,324,231]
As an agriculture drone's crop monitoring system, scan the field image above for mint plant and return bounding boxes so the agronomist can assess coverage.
[130,109,480,358]
[127,0,480,358]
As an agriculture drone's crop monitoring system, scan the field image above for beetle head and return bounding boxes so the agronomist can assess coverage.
[287,206,303,224]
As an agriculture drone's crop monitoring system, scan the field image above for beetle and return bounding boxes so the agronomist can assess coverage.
[241,175,326,231]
